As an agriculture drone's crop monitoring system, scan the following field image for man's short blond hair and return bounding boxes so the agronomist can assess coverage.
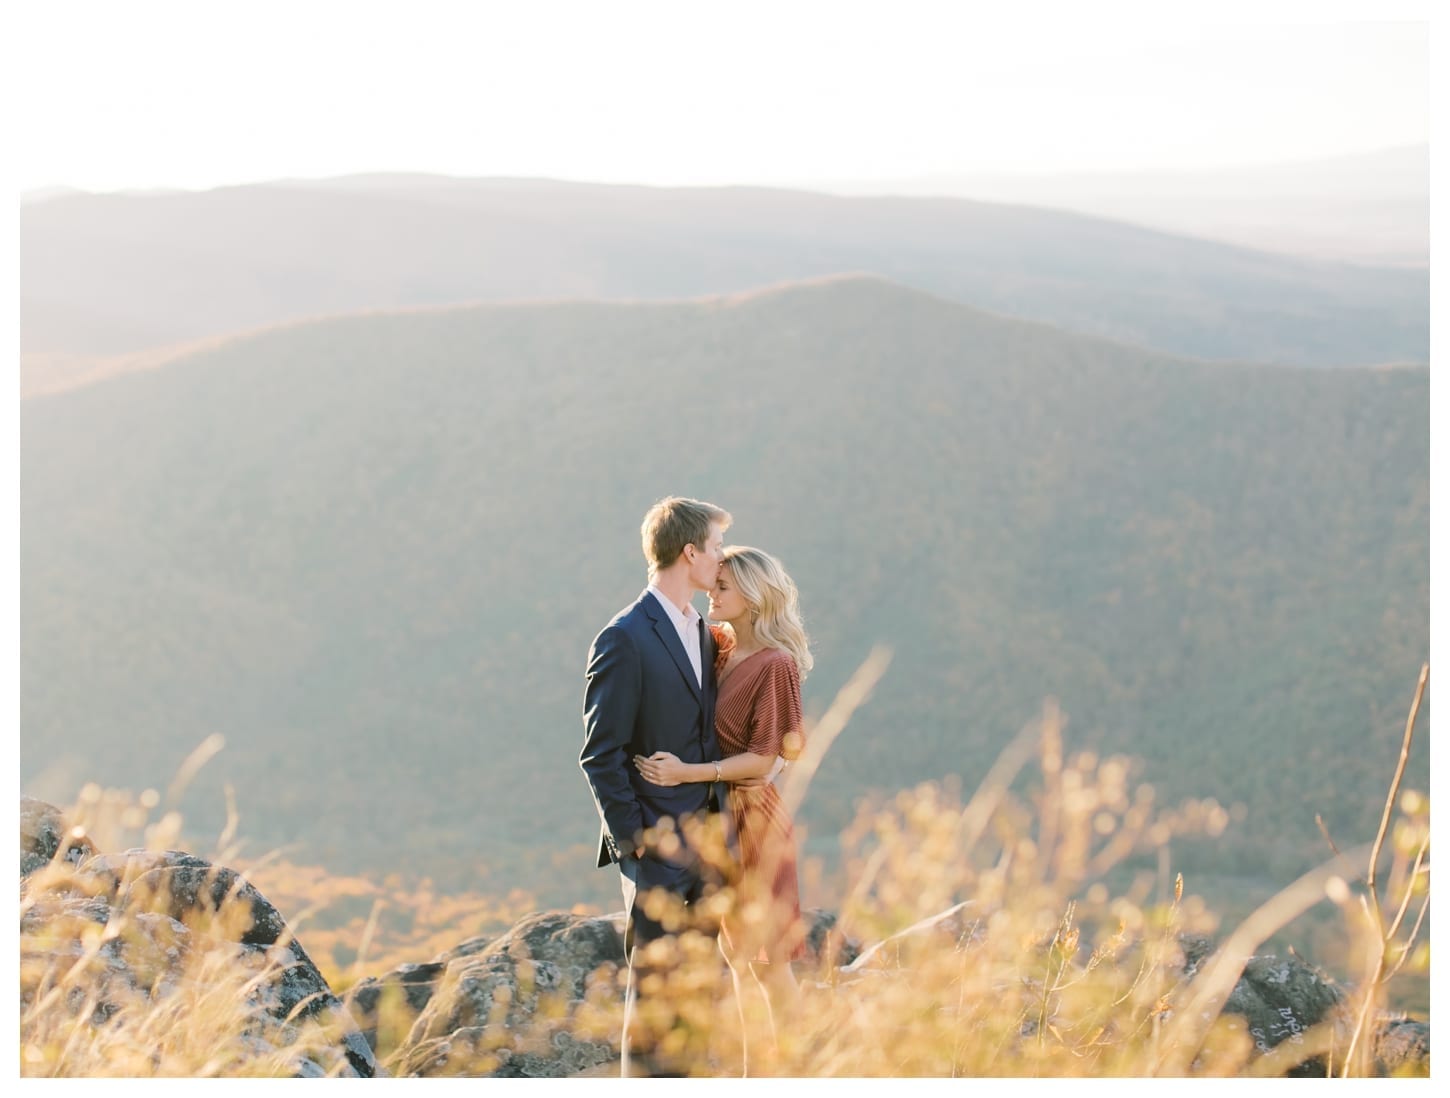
[641,497,731,576]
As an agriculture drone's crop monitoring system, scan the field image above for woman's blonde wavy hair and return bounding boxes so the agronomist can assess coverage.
[720,546,813,680]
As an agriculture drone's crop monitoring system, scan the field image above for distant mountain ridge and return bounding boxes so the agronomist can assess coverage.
[20,277,1427,916]
[806,145,1430,268]
[19,173,1427,389]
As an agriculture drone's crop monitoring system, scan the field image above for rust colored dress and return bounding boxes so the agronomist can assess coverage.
[715,646,806,962]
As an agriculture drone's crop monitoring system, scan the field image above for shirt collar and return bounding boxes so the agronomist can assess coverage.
[647,584,700,628]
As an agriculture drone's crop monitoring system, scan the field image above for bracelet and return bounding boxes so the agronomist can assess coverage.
[714,760,722,781]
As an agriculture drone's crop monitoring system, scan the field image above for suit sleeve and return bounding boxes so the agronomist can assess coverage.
[580,623,645,859]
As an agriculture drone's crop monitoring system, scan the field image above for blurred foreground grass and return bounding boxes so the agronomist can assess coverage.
[20,657,1429,1077]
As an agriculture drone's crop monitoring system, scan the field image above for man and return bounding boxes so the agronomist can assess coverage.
[580,496,732,1076]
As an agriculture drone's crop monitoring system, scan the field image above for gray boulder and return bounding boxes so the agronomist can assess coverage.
[18,800,376,1078]
[20,795,95,877]
[1221,950,1348,1076]
[1178,936,1428,1077]
[364,906,859,1076]
[801,906,863,969]
[344,959,450,1058]
[1373,1016,1430,1076]
[391,910,627,1078]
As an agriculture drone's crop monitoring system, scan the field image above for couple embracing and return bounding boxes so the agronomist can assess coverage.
[579,496,811,1076]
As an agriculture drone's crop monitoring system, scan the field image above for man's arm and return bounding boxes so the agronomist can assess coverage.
[580,624,646,860]
[634,749,775,786]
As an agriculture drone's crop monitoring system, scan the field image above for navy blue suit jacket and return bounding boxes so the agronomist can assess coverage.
[581,589,726,868]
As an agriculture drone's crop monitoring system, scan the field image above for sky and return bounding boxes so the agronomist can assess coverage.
[9,0,1434,195]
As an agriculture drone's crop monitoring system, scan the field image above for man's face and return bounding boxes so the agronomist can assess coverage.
[685,522,726,594]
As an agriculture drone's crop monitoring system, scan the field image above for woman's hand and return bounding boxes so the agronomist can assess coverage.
[634,751,690,787]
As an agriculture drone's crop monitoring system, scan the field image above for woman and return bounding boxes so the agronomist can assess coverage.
[634,545,812,980]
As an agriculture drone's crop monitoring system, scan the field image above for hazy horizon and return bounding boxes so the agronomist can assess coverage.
[15,139,1428,199]
[20,141,1430,273]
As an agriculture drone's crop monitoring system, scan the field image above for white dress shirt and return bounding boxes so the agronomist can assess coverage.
[647,584,703,687]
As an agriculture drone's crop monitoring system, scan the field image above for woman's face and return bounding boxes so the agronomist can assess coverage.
[708,564,751,624]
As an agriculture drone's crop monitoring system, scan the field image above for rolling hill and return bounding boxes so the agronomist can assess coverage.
[19,176,1427,396]
[19,277,1427,915]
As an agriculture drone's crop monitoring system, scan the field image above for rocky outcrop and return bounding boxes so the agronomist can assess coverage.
[346,906,859,1077]
[1218,949,1349,1076]
[1373,1016,1430,1076]
[17,798,1425,1078]
[19,800,376,1078]
[801,906,863,968]
[388,910,625,1078]
[344,959,449,1056]
[1175,936,1429,1077]
[21,795,96,876]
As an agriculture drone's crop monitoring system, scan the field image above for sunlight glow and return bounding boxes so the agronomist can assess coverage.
[12,0,1430,194]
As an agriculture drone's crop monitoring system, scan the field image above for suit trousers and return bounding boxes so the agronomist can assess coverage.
[617,846,726,1076]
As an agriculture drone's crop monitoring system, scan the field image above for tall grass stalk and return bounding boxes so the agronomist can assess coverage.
[1336,663,1431,1076]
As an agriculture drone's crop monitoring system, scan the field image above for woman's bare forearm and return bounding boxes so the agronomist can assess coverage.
[693,751,775,783]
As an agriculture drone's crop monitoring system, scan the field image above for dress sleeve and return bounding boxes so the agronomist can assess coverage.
[746,653,804,759]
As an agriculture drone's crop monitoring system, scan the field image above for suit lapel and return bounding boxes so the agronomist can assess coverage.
[643,592,705,706]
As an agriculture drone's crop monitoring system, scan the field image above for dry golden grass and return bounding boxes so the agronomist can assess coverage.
[19,854,364,1077]
[237,861,540,993]
[19,661,1429,1077]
